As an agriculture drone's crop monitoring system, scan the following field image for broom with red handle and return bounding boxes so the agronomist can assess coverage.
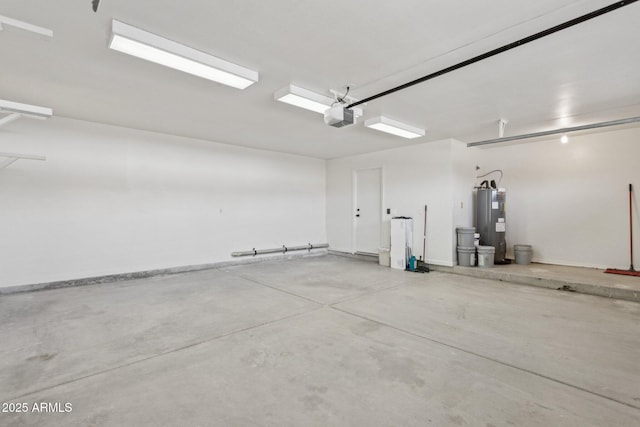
[605,184,639,276]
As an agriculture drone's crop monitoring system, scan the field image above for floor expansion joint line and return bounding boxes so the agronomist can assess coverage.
[5,307,322,402]
[329,282,407,306]
[239,274,409,308]
[237,275,325,305]
[330,306,640,411]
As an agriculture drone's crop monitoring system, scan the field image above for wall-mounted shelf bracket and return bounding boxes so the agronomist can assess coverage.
[0,113,22,128]
[0,152,46,170]
[0,100,53,128]
[498,119,508,138]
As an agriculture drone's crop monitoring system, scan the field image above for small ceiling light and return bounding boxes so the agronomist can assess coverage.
[274,84,364,119]
[274,85,334,114]
[0,99,53,127]
[109,20,258,89]
[561,135,569,144]
[364,116,425,139]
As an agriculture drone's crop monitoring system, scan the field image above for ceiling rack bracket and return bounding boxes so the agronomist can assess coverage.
[467,116,640,147]
[498,119,508,138]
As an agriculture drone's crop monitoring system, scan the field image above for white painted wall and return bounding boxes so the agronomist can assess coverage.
[461,126,640,269]
[451,140,478,261]
[0,117,326,288]
[327,126,640,270]
[327,139,457,266]
[3,117,636,287]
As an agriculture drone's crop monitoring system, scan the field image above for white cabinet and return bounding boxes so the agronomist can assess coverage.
[390,217,413,270]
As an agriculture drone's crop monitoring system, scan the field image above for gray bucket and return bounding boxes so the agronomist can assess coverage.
[457,246,476,267]
[477,245,495,268]
[514,244,533,265]
[378,248,390,267]
[456,227,476,247]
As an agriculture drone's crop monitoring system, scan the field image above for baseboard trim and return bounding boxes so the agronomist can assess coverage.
[0,250,329,296]
[328,250,378,263]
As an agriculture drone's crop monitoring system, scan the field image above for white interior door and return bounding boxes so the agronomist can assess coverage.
[355,168,381,254]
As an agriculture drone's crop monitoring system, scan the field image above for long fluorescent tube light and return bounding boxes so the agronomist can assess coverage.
[364,116,425,139]
[0,15,53,38]
[275,85,334,113]
[0,99,53,119]
[109,20,258,89]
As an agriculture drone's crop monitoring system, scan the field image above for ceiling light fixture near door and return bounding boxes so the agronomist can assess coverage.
[109,20,259,89]
[274,84,365,118]
[274,85,334,114]
[364,116,425,139]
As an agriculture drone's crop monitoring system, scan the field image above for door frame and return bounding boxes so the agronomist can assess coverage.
[352,166,385,254]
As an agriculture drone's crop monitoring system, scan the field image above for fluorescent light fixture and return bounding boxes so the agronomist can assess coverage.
[109,20,258,89]
[274,84,364,119]
[0,15,53,38]
[275,85,334,114]
[0,99,53,119]
[364,116,425,139]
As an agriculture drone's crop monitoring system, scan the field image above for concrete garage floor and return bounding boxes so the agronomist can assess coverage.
[1,255,639,426]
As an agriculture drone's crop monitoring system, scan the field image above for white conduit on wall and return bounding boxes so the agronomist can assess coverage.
[232,243,329,257]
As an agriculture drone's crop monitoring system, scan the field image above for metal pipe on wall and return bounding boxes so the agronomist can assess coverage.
[231,243,329,257]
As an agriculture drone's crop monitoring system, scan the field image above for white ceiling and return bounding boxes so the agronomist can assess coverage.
[1,0,639,159]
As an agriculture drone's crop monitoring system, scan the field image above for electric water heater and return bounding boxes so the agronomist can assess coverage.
[476,188,507,264]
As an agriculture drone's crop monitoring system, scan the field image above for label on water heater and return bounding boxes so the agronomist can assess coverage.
[496,222,506,232]
[492,202,499,210]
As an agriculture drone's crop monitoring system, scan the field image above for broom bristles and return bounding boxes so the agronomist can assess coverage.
[605,268,640,277]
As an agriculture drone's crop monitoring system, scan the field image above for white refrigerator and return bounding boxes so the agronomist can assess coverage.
[390,217,413,270]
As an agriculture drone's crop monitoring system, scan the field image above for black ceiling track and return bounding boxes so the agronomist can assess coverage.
[347,0,638,109]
